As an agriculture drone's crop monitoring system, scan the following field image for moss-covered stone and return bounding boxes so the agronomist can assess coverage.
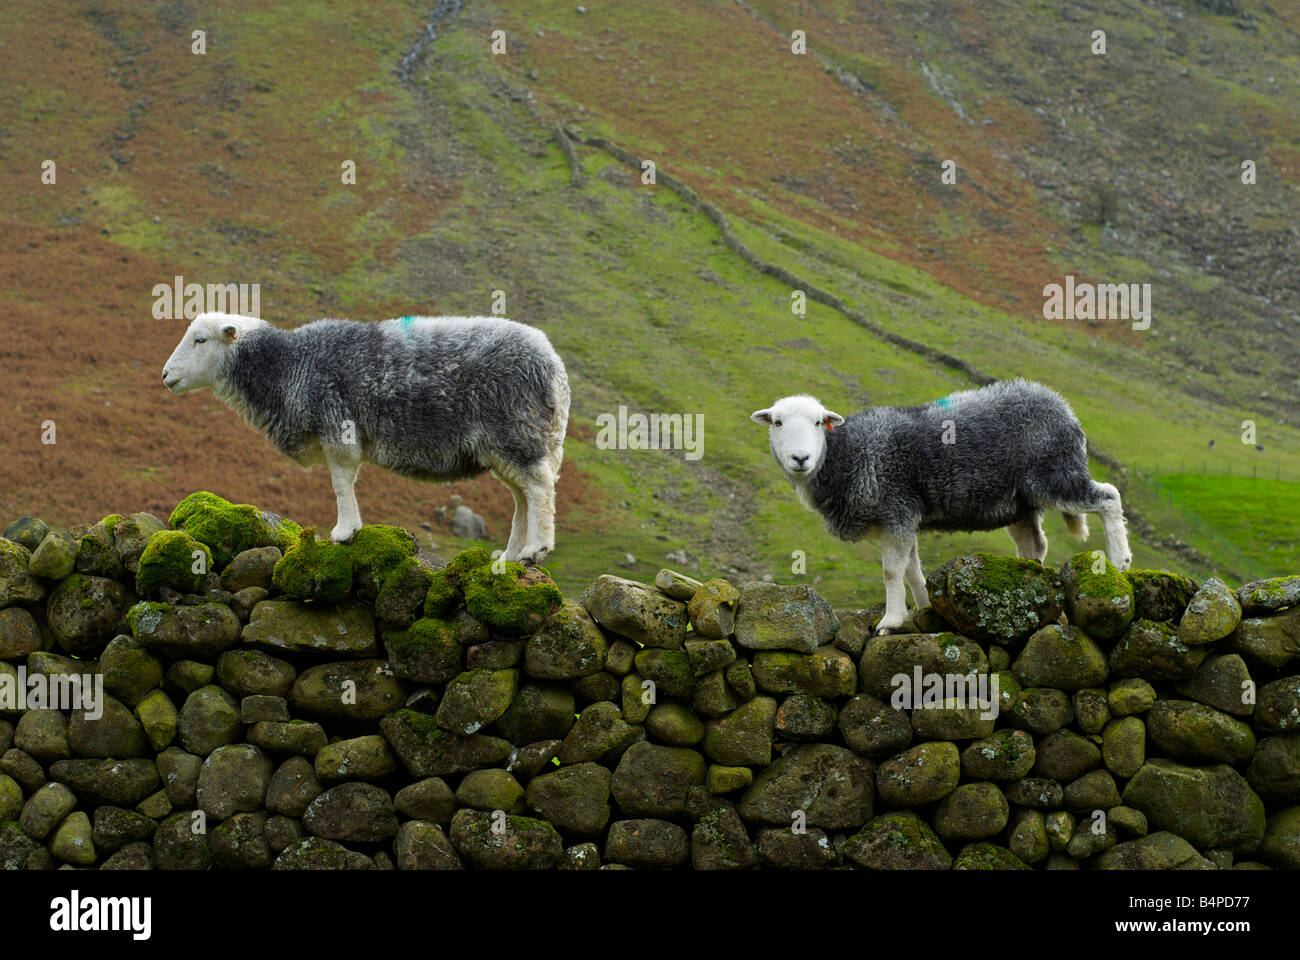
[46,573,128,658]
[1254,676,1300,734]
[1125,569,1199,623]
[0,538,44,607]
[876,740,961,807]
[1122,760,1266,854]
[1148,699,1256,763]
[952,842,1031,870]
[1176,654,1255,716]
[580,574,689,648]
[752,646,856,698]
[701,696,776,765]
[27,529,78,580]
[633,648,697,698]
[1012,624,1108,689]
[271,529,354,602]
[129,601,241,660]
[1178,577,1242,646]
[455,767,525,813]
[169,491,301,570]
[449,809,562,869]
[526,600,608,678]
[774,692,837,741]
[1238,576,1300,615]
[645,702,706,746]
[3,518,49,552]
[1109,618,1208,682]
[135,688,178,752]
[524,762,613,836]
[738,743,873,829]
[557,700,643,766]
[435,668,519,735]
[314,735,397,782]
[687,579,741,639]
[463,562,562,637]
[75,519,124,579]
[837,694,913,758]
[220,546,282,594]
[379,709,513,777]
[960,729,1036,781]
[1061,551,1135,640]
[858,632,988,699]
[96,634,163,707]
[1102,716,1146,778]
[423,547,492,618]
[302,782,398,842]
[611,741,706,818]
[934,782,1010,841]
[134,529,211,597]
[733,581,838,653]
[216,648,296,699]
[925,553,1065,646]
[374,554,441,626]
[344,524,417,596]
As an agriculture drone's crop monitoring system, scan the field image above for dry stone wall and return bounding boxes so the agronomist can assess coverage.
[1,492,1298,870]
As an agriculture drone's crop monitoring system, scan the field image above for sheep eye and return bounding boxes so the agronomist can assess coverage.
[773,419,782,427]
[194,337,206,344]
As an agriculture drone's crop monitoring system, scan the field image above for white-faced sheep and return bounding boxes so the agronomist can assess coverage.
[751,379,1131,634]
[163,312,569,563]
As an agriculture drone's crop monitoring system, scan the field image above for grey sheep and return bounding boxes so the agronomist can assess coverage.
[163,312,569,563]
[751,379,1131,633]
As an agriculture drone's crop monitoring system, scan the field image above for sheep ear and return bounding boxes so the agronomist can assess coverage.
[750,409,774,425]
[824,410,845,428]
[220,323,238,342]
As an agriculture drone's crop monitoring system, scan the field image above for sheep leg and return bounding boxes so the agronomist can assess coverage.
[492,471,529,561]
[1007,512,1048,562]
[904,537,929,609]
[324,448,364,543]
[876,532,913,635]
[517,466,557,566]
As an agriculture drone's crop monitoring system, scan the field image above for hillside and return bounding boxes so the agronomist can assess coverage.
[0,0,1297,605]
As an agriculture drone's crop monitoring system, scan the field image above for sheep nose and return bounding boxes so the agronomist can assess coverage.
[161,370,169,382]
[792,454,809,466]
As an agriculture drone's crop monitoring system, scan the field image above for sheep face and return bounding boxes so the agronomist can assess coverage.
[162,313,261,393]
[750,395,844,479]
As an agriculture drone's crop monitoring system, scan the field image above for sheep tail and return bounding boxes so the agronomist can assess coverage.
[1063,512,1089,540]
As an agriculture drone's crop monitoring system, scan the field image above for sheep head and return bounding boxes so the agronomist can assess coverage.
[750,394,844,479]
[162,312,263,393]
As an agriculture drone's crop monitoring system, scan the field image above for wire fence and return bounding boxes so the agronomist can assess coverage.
[1131,461,1293,483]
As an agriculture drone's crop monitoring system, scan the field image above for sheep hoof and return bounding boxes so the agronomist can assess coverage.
[873,626,895,637]
[518,547,551,567]
[330,524,361,544]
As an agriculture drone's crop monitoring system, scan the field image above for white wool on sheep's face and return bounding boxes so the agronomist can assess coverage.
[161,312,570,564]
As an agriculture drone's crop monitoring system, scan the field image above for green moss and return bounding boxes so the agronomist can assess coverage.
[423,547,494,617]
[462,562,562,637]
[271,528,354,602]
[99,514,125,529]
[169,491,301,569]
[135,529,213,597]
[349,524,417,594]
[126,600,171,637]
